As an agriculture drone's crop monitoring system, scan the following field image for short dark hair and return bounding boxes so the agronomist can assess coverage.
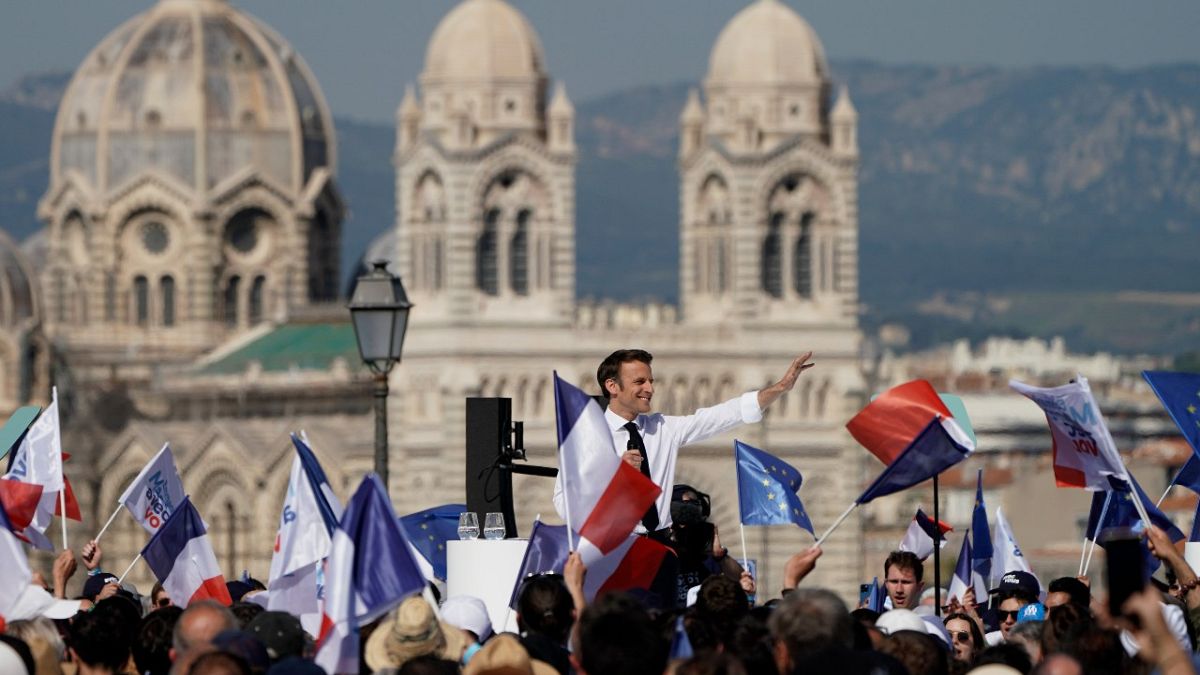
[942,611,984,651]
[597,349,653,399]
[883,551,924,583]
[878,630,948,675]
[974,643,1033,673]
[189,650,251,675]
[517,574,575,642]
[577,593,667,675]
[767,588,853,664]
[133,605,183,675]
[1047,577,1091,607]
[69,600,135,670]
[230,601,265,629]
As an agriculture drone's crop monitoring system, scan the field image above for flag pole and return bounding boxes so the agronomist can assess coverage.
[739,523,749,570]
[59,490,68,550]
[52,386,67,550]
[117,554,142,584]
[814,502,858,548]
[94,504,124,544]
[1157,485,1171,509]
[1081,491,1112,577]
[1128,479,1155,532]
[933,475,942,617]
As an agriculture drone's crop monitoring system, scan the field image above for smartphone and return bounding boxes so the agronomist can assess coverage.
[1102,526,1145,620]
[860,583,872,605]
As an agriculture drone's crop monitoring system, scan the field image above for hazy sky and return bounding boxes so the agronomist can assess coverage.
[4,0,1199,123]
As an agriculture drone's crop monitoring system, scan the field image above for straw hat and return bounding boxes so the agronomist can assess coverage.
[463,634,557,675]
[364,596,469,671]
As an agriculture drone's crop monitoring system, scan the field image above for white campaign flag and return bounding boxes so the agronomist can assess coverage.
[3,389,65,550]
[118,444,186,535]
[1010,376,1129,490]
[990,507,1034,587]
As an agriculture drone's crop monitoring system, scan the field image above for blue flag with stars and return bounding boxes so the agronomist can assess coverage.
[1143,371,1200,456]
[735,440,813,534]
[399,503,465,581]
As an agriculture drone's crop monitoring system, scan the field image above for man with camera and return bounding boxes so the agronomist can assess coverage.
[671,485,756,606]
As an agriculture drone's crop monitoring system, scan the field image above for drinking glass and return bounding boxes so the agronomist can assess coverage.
[457,512,480,540]
[483,512,506,540]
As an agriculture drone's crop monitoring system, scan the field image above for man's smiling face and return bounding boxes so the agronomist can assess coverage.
[606,360,655,419]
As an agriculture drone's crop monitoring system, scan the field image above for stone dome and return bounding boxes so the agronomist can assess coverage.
[0,229,39,330]
[50,0,335,197]
[706,0,828,90]
[422,0,545,85]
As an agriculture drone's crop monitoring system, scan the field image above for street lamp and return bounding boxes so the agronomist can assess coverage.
[348,261,413,489]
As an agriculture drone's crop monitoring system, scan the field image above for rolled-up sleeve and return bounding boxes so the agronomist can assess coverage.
[739,391,763,424]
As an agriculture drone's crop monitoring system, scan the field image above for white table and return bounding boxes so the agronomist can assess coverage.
[446,538,528,634]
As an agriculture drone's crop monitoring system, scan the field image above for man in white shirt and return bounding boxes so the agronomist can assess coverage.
[553,348,815,537]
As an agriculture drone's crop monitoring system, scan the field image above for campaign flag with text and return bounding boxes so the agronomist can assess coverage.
[141,497,231,607]
[898,508,952,561]
[1143,371,1200,456]
[118,444,186,534]
[316,474,425,675]
[268,435,344,630]
[847,380,975,464]
[989,507,1034,587]
[1010,376,1129,490]
[551,373,660,562]
[855,419,973,505]
[2,389,75,550]
[735,440,813,534]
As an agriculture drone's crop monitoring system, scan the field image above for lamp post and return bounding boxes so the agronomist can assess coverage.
[348,261,413,490]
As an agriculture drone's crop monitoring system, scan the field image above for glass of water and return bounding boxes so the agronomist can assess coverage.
[483,512,506,540]
[457,512,480,540]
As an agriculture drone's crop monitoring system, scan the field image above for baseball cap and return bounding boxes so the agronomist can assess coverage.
[441,595,493,642]
[875,609,929,636]
[1017,603,1046,623]
[81,574,120,601]
[989,571,1040,599]
[246,611,307,662]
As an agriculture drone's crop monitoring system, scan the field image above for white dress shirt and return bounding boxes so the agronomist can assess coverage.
[553,391,762,533]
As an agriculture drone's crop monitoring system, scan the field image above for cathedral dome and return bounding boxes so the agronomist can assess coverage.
[422,0,545,85]
[706,0,828,90]
[50,0,335,196]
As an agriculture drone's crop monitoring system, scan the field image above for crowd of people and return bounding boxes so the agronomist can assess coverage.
[3,515,1200,675]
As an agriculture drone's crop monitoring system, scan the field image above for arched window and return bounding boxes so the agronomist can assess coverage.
[161,275,175,326]
[249,276,265,324]
[510,209,531,295]
[761,212,784,298]
[224,276,240,327]
[476,209,499,296]
[794,212,813,298]
[134,276,149,325]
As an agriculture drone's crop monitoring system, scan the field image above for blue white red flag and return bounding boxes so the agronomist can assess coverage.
[855,419,972,504]
[550,373,660,563]
[970,470,992,598]
[508,520,670,607]
[897,508,952,561]
[948,531,986,604]
[141,497,231,607]
[1010,376,1129,490]
[118,443,186,535]
[315,474,425,675]
[847,380,975,464]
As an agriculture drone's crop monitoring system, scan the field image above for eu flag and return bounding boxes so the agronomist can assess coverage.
[399,503,466,581]
[856,419,971,505]
[1143,371,1200,455]
[1166,452,1200,496]
[735,440,813,534]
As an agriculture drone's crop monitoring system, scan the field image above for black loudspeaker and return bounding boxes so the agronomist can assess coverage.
[465,397,557,539]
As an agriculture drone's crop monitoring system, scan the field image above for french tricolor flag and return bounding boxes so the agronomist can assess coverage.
[551,373,660,564]
[846,379,975,465]
[141,497,231,607]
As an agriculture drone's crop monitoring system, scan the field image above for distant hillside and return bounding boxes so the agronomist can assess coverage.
[2,63,1199,354]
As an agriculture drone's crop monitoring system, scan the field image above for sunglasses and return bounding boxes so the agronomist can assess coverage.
[156,598,171,608]
[950,630,971,643]
[997,609,1020,621]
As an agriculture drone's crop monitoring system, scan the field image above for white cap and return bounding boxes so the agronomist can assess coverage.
[875,608,929,636]
[441,595,492,642]
[0,641,29,675]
